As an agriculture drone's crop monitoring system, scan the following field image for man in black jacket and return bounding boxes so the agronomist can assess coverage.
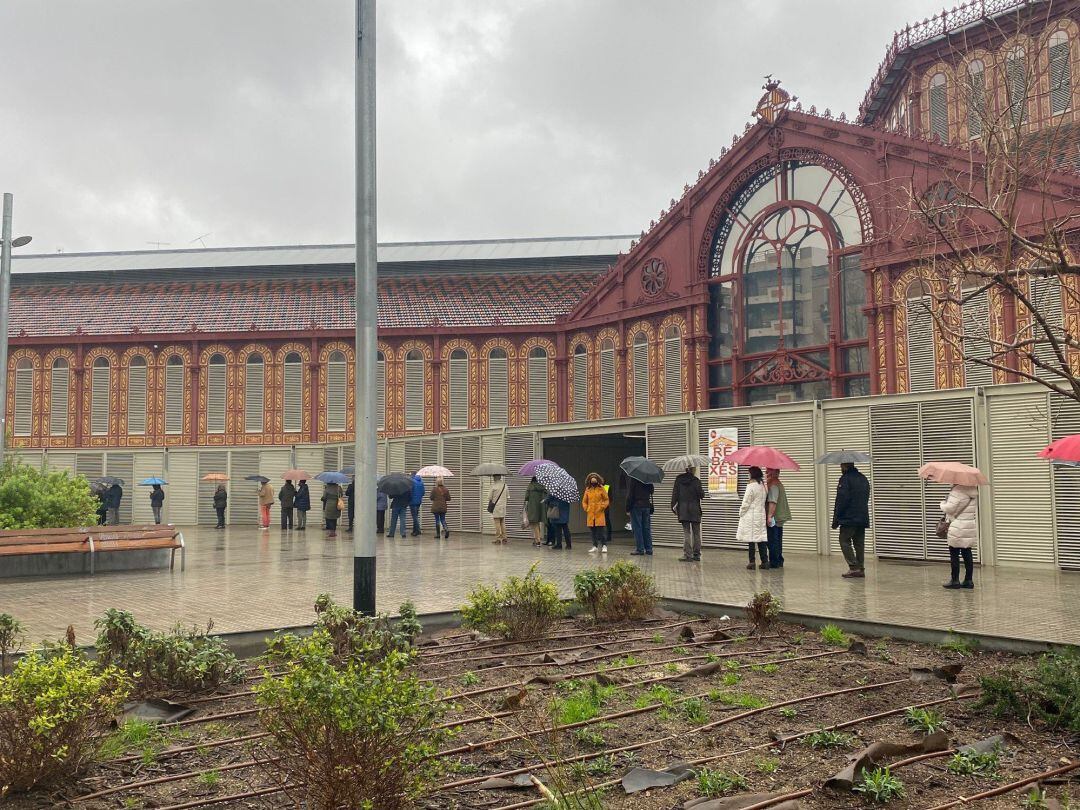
[832,463,871,578]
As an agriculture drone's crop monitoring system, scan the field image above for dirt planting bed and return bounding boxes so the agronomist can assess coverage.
[9,614,1078,809]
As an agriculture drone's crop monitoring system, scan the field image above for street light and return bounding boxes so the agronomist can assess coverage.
[0,193,33,467]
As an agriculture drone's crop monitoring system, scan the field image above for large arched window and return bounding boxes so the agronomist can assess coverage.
[50,357,69,437]
[928,72,949,142]
[206,354,227,434]
[91,356,111,436]
[127,355,147,436]
[244,354,265,433]
[599,338,616,419]
[164,355,184,435]
[967,59,986,139]
[632,333,649,417]
[448,348,469,430]
[526,347,548,425]
[283,352,303,433]
[13,358,33,437]
[1050,31,1072,115]
[487,348,509,427]
[326,350,347,432]
[572,345,588,422]
[663,326,682,415]
[404,349,424,431]
[707,160,869,406]
[1006,46,1028,126]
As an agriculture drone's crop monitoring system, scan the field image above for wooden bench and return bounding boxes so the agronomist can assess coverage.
[0,525,185,575]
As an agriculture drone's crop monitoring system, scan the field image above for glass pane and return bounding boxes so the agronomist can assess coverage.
[745,380,831,405]
[842,346,869,374]
[708,362,731,389]
[708,280,734,361]
[710,390,734,409]
[840,253,867,340]
[844,377,871,397]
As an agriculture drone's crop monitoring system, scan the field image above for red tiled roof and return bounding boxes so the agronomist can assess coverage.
[11,273,602,337]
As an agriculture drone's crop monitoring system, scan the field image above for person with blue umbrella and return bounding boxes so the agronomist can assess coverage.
[140,477,167,525]
[316,471,348,539]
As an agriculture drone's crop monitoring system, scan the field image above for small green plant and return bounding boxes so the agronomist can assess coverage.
[805,729,856,749]
[720,672,742,687]
[853,767,904,804]
[650,632,664,643]
[461,565,564,640]
[555,681,618,725]
[941,633,979,657]
[751,663,780,675]
[572,725,609,748]
[979,648,1080,733]
[696,767,748,797]
[460,671,480,686]
[1022,787,1048,808]
[396,601,423,642]
[0,648,130,795]
[746,591,782,637]
[820,624,850,647]
[904,707,946,734]
[586,755,614,777]
[663,662,680,673]
[98,719,172,760]
[673,645,691,656]
[635,684,679,709]
[681,698,708,724]
[573,561,659,622]
[122,798,143,810]
[196,769,221,789]
[756,757,780,774]
[0,613,22,675]
[779,708,797,719]
[946,748,999,777]
[604,654,643,669]
[717,691,768,709]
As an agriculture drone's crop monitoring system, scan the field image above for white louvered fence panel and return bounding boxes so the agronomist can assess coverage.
[823,406,875,553]
[327,359,348,432]
[166,451,198,525]
[206,363,227,434]
[487,356,509,428]
[421,438,439,468]
[632,340,649,417]
[133,453,164,524]
[460,435,482,532]
[600,346,616,420]
[91,366,111,436]
[50,367,69,436]
[646,420,690,547]
[870,403,925,559]
[697,413,751,549]
[127,365,147,436]
[165,363,184,435]
[295,446,326,504]
[75,453,104,480]
[480,432,505,532]
[1051,396,1080,569]
[921,399,977,562]
[388,441,405,474]
[45,452,75,474]
[226,450,259,526]
[449,356,469,430]
[283,360,303,433]
[527,356,548,426]
[198,450,230,525]
[376,442,387,476]
[13,367,32,437]
[750,410,817,553]
[504,432,536,539]
[572,352,588,422]
[106,453,135,524]
[442,436,464,534]
[989,392,1054,564]
[664,336,681,414]
[906,299,936,393]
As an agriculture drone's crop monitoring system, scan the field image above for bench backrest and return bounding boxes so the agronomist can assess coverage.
[0,525,179,547]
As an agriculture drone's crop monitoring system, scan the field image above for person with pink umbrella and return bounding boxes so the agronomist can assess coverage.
[920,462,987,590]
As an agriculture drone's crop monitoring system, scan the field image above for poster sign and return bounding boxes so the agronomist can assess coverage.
[708,427,739,499]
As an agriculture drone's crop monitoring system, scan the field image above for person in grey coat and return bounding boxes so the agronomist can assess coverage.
[671,466,705,562]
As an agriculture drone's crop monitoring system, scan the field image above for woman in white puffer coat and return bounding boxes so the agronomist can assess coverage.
[940,484,978,590]
[737,466,769,570]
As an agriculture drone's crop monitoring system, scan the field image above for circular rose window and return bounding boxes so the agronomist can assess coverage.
[640,258,669,297]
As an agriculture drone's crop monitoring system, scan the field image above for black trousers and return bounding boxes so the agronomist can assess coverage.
[281,507,293,529]
[748,542,770,565]
[551,523,571,549]
[949,547,974,582]
[215,507,225,528]
[376,509,385,534]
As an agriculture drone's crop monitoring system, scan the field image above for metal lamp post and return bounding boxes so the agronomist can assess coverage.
[353,0,378,614]
[0,193,33,468]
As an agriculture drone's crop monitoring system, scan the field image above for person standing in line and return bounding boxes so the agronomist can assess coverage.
[295,480,310,530]
[376,488,387,535]
[488,473,508,544]
[940,483,978,590]
[95,490,108,525]
[278,479,296,530]
[765,468,791,569]
[738,466,769,569]
[671,465,705,562]
[322,481,342,539]
[832,462,871,579]
[345,479,355,532]
[258,480,274,530]
[430,476,451,539]
[525,476,547,547]
[603,481,613,546]
[106,483,123,526]
[388,489,410,538]
[582,473,610,554]
[409,472,425,537]
[213,484,228,529]
[149,484,165,525]
[626,476,654,556]
[548,495,571,550]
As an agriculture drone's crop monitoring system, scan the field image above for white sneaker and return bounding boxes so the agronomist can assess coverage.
[588,547,597,554]
[601,545,608,553]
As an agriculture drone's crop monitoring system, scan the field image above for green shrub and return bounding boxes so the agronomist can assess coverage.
[256,628,446,810]
[978,648,1080,733]
[94,609,242,694]
[746,591,782,637]
[573,562,658,622]
[461,564,564,640]
[0,614,22,675]
[305,595,419,665]
[853,767,904,804]
[0,648,130,796]
[0,459,98,530]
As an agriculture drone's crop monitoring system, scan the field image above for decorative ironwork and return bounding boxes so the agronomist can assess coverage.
[753,76,795,124]
[922,181,960,229]
[740,350,830,385]
[640,258,669,297]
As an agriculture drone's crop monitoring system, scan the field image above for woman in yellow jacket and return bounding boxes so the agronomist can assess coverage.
[581,473,610,555]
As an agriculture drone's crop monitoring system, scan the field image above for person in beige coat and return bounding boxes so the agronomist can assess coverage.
[736,466,769,570]
[258,481,274,530]
[488,474,508,544]
[940,484,978,589]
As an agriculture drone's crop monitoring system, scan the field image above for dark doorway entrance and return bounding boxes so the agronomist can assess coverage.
[541,432,645,541]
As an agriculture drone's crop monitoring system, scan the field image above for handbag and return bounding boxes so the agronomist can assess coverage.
[520,506,530,531]
[487,500,497,514]
[935,516,950,540]
[337,497,345,512]
[488,484,504,515]
[547,504,560,520]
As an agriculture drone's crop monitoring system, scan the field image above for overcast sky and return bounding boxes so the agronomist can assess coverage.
[1,0,948,255]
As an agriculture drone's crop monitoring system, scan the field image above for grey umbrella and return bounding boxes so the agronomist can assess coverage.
[816,450,872,465]
[620,456,665,485]
[661,454,710,472]
[470,462,509,476]
[377,473,414,497]
[92,476,125,487]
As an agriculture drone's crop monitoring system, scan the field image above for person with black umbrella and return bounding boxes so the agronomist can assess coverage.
[622,457,663,557]
[379,473,414,539]
[671,465,705,561]
[105,482,123,526]
[278,480,296,530]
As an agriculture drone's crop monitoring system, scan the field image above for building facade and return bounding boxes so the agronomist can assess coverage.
[8,0,1080,450]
